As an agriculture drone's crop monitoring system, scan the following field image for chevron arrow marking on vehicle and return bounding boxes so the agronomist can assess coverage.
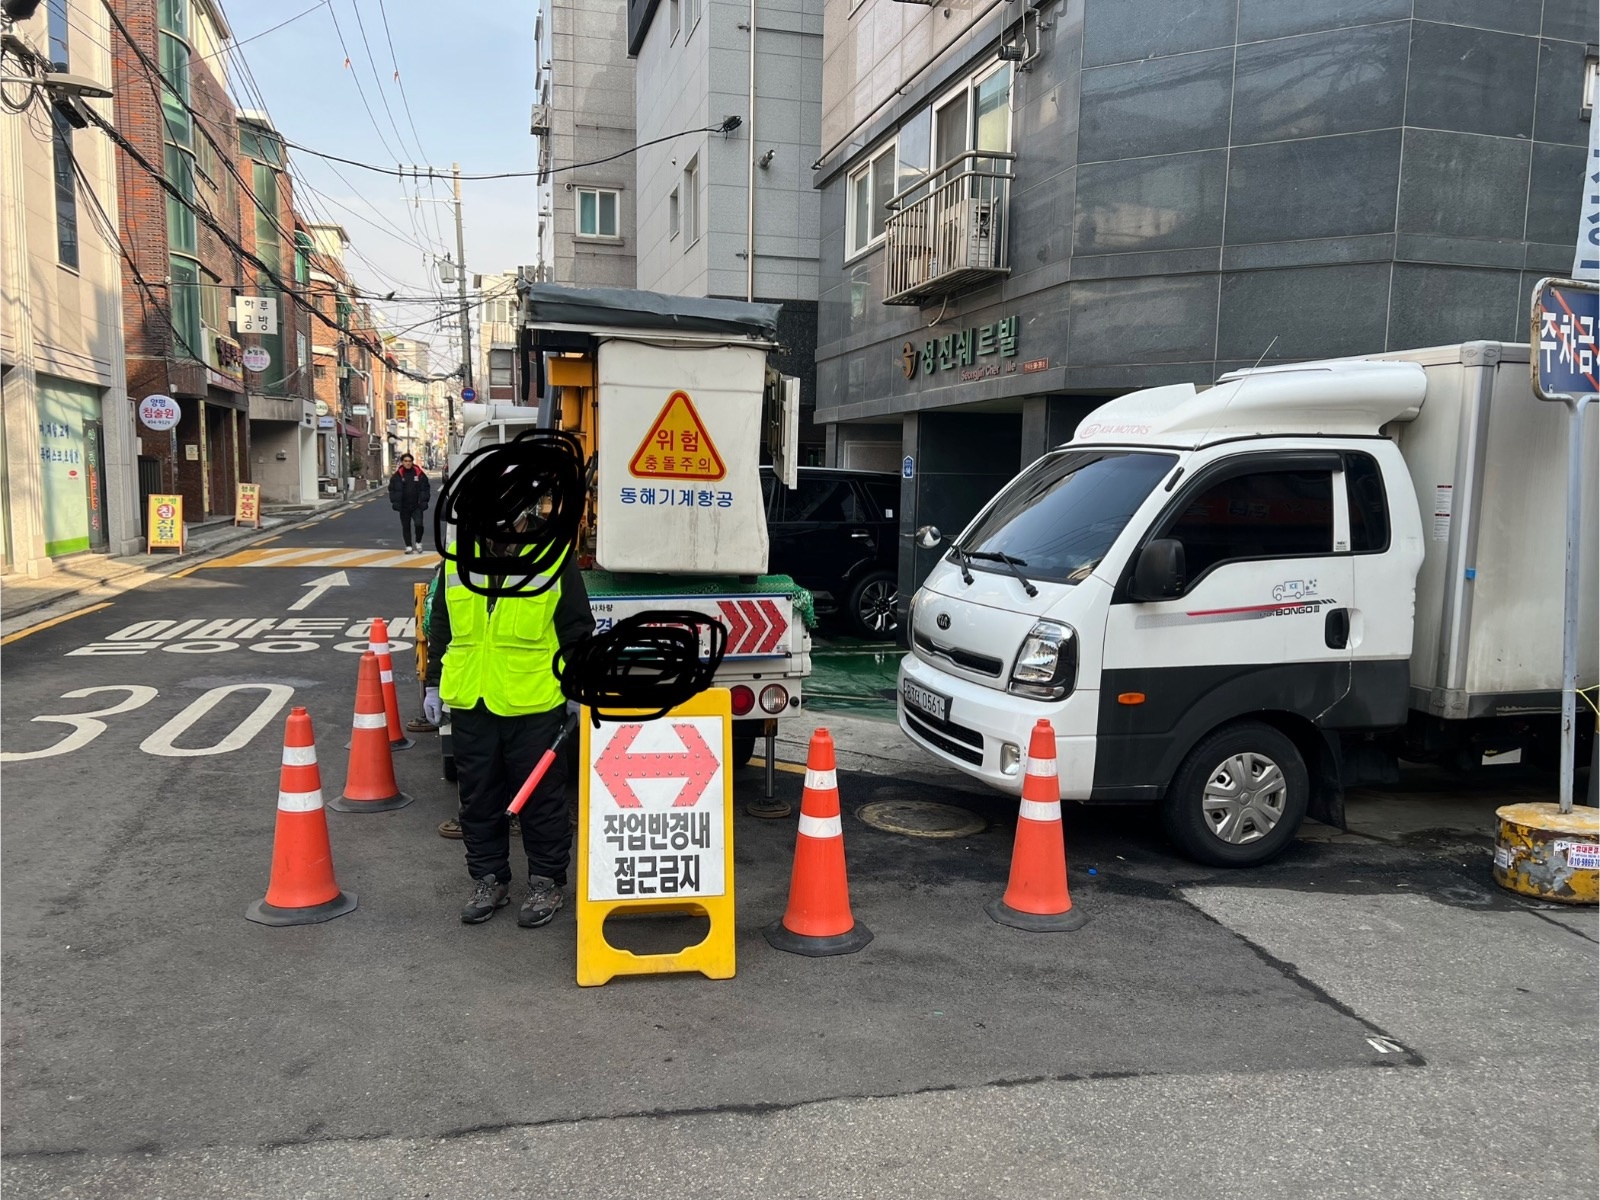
[718,600,750,651]
[595,723,719,809]
[756,599,787,653]
[738,600,768,654]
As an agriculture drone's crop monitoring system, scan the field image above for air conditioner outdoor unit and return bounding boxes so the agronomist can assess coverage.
[530,103,551,136]
[938,196,998,272]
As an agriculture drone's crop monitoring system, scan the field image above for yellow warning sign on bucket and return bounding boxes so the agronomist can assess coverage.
[628,390,726,481]
[576,688,735,986]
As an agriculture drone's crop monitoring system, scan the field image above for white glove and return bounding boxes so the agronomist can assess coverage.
[423,687,443,726]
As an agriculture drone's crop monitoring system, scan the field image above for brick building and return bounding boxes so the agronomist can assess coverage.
[110,0,251,521]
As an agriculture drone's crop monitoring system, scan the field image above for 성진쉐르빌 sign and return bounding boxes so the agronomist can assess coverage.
[900,315,1029,382]
[147,494,184,553]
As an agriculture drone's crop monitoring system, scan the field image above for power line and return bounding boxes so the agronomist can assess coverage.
[280,118,743,180]
[194,1,329,63]
[322,1,401,164]
[374,0,429,169]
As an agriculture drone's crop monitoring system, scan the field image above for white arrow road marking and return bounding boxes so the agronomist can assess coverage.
[1366,1036,1404,1054]
[288,570,350,611]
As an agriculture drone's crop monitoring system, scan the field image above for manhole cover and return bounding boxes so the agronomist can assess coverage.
[857,800,987,839]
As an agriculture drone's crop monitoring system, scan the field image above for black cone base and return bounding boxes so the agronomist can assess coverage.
[985,898,1089,932]
[246,890,357,927]
[763,918,874,957]
[328,791,413,813]
[390,735,416,751]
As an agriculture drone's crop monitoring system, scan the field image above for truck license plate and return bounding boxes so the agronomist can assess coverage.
[901,678,950,724]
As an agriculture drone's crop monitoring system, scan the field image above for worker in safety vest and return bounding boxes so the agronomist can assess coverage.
[423,534,593,925]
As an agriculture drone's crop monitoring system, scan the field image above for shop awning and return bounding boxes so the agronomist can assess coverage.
[341,422,365,437]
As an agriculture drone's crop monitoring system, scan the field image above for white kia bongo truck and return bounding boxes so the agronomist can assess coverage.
[898,343,1598,866]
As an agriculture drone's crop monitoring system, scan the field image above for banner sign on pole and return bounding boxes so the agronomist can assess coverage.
[147,494,185,554]
[1574,99,1600,282]
[575,688,735,987]
[234,482,262,528]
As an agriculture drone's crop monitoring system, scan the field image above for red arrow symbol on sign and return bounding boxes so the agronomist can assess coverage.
[739,600,768,654]
[595,723,718,809]
[719,600,750,651]
[756,599,787,653]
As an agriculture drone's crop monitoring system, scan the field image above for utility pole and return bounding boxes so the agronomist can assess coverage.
[453,162,472,433]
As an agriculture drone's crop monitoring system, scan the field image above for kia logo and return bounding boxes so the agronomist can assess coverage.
[936,613,950,630]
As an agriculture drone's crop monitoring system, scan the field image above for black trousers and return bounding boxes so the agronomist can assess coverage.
[398,507,425,547]
[452,702,571,886]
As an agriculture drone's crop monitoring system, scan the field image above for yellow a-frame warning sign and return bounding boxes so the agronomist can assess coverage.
[629,390,727,481]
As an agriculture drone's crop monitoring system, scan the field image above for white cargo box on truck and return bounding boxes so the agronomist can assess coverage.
[1373,342,1599,718]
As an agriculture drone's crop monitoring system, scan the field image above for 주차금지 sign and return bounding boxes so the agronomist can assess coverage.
[147,494,184,553]
[1532,279,1600,399]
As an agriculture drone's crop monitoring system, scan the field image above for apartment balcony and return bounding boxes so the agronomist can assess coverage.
[884,151,1016,307]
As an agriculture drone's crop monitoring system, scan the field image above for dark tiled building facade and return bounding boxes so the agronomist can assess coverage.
[813,0,1596,600]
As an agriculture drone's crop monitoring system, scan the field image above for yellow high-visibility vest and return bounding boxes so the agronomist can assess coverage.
[440,543,566,716]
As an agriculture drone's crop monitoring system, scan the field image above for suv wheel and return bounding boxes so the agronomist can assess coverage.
[1161,721,1308,866]
[848,570,899,639]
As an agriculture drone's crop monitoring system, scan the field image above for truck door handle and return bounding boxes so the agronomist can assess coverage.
[1325,607,1350,650]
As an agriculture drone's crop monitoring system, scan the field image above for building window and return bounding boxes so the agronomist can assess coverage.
[670,0,680,41]
[684,0,701,36]
[577,187,619,237]
[1585,55,1597,116]
[847,143,896,257]
[164,143,197,256]
[682,157,699,247]
[46,0,68,67]
[489,348,515,389]
[200,268,224,335]
[669,187,680,240]
[50,109,80,270]
[169,256,203,360]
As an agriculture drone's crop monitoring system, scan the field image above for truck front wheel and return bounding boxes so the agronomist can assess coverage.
[1162,721,1308,867]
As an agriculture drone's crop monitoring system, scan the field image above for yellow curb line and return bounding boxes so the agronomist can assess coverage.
[1,602,113,644]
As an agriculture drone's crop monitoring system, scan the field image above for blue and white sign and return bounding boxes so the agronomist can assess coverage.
[1533,282,1600,399]
[902,455,915,480]
[461,387,477,402]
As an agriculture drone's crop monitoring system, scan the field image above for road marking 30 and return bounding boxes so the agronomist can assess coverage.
[140,684,295,758]
[2,684,294,760]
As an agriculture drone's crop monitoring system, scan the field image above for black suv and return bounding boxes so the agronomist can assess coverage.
[760,466,900,639]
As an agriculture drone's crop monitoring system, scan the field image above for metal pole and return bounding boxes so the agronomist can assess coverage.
[1558,394,1592,814]
[453,163,471,430]
[745,0,757,303]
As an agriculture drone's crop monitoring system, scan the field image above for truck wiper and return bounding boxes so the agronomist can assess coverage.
[966,550,1038,598]
[947,544,975,586]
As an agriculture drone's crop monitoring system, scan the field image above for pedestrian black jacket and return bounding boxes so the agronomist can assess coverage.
[388,464,430,512]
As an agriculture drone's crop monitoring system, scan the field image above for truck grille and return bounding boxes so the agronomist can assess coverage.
[904,708,984,766]
[913,630,1004,677]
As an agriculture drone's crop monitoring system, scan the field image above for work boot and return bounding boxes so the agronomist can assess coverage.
[460,874,509,924]
[518,876,564,928]
[438,818,462,839]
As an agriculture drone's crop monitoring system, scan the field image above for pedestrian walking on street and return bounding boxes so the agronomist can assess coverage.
[422,514,594,927]
[388,454,431,553]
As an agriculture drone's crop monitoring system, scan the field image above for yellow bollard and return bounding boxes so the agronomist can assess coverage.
[1493,802,1600,905]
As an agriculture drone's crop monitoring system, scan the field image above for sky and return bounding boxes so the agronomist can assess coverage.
[227,0,542,373]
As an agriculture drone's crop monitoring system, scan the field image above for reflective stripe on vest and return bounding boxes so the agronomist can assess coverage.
[439,543,567,717]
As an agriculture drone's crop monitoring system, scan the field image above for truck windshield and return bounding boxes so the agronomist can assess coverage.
[955,450,1177,585]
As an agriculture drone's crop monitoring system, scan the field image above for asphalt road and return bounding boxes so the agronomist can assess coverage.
[2,497,1595,1197]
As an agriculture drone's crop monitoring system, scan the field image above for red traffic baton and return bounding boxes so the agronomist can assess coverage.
[506,712,580,816]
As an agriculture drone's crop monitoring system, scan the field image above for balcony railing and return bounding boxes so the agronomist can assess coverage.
[884,150,1015,307]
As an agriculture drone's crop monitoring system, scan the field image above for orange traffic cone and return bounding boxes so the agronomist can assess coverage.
[986,719,1088,931]
[763,728,873,956]
[247,707,357,926]
[329,652,413,812]
[369,617,414,751]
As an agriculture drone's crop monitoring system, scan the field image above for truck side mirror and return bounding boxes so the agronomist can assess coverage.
[915,525,943,550]
[1131,538,1186,601]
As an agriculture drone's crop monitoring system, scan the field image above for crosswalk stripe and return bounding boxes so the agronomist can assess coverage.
[202,547,442,570]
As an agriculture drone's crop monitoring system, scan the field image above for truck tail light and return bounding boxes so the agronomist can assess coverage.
[731,685,755,716]
[758,684,788,714]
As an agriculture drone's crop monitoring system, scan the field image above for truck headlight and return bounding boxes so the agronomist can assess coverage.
[1008,621,1077,701]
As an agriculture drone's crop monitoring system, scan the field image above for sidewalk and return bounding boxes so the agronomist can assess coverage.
[0,496,359,630]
